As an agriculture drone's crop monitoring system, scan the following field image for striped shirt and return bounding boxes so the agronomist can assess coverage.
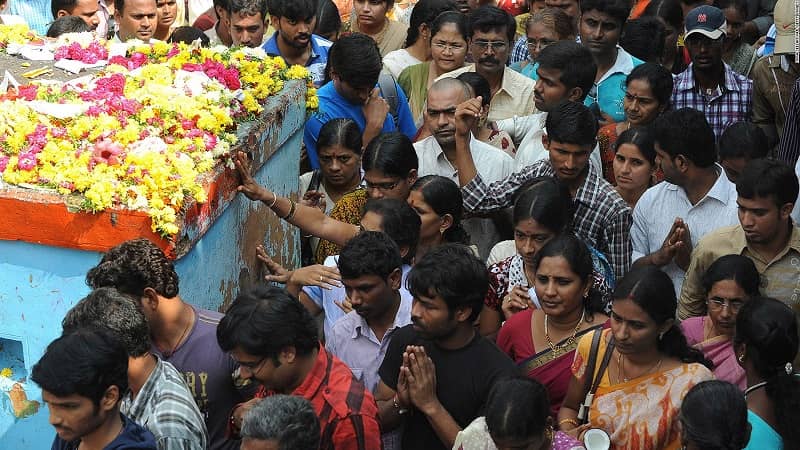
[679,224,800,320]
[778,78,800,166]
[255,345,382,450]
[671,63,754,140]
[121,358,208,450]
[461,159,632,279]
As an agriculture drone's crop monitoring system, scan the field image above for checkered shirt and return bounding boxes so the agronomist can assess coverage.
[461,159,632,279]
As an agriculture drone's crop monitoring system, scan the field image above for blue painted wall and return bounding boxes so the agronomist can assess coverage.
[0,84,305,448]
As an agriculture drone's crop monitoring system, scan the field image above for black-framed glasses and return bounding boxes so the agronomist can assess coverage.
[707,297,745,313]
[366,179,402,191]
[471,40,508,51]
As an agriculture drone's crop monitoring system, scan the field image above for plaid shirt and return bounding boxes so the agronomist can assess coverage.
[121,358,208,450]
[671,63,754,140]
[462,159,632,279]
[255,345,382,450]
[510,36,529,64]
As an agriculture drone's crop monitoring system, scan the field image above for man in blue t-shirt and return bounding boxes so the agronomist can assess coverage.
[32,329,158,450]
[303,33,417,170]
[262,0,332,87]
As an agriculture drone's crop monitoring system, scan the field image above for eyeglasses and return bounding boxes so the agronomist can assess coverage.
[432,41,466,52]
[684,35,724,49]
[526,38,555,50]
[707,297,745,313]
[366,179,402,192]
[471,40,508,51]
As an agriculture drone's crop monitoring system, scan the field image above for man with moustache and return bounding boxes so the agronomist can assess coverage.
[114,0,158,42]
[218,285,383,450]
[262,0,332,87]
[414,77,514,258]
[439,5,536,122]
[672,5,752,140]
[374,244,516,450]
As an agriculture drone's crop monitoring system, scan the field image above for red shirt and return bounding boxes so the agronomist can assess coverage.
[255,344,382,450]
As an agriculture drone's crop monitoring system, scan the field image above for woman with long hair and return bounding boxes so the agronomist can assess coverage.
[398,11,469,125]
[641,0,686,75]
[735,297,800,450]
[382,0,456,77]
[559,265,714,449]
[480,177,614,337]
[408,175,470,260]
[597,62,672,185]
[611,127,658,208]
[679,380,751,450]
[299,119,364,258]
[455,377,586,449]
[497,234,609,416]
[314,132,419,262]
[680,254,760,389]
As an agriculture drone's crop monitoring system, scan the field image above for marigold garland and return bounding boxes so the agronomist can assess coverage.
[0,26,317,236]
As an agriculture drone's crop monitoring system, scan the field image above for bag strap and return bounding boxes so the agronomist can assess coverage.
[577,330,615,424]
[378,70,400,127]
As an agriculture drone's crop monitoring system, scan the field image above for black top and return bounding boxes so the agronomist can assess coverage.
[378,324,517,450]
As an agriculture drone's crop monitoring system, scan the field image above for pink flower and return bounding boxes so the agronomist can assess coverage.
[17,152,38,170]
[89,138,124,167]
[0,156,9,172]
[17,85,38,101]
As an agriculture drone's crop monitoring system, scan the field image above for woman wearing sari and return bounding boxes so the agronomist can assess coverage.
[680,254,760,390]
[559,266,714,450]
[496,233,609,417]
[398,11,469,126]
[479,177,614,337]
[735,297,800,450]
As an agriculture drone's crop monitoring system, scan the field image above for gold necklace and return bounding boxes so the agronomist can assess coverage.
[544,309,585,355]
[618,352,662,383]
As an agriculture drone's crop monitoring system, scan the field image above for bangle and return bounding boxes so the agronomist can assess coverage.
[558,418,580,429]
[283,200,297,221]
[267,192,278,208]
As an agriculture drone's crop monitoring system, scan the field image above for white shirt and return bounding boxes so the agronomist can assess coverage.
[414,134,514,184]
[383,48,422,79]
[498,112,603,172]
[631,165,739,296]
[414,134,514,259]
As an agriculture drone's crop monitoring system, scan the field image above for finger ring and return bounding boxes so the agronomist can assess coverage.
[319,275,323,282]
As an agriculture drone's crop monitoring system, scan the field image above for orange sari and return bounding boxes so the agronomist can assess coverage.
[572,330,714,450]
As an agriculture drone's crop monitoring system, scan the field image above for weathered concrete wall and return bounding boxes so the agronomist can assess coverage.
[0,82,305,448]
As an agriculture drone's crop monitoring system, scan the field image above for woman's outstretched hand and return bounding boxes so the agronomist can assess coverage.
[233,151,269,202]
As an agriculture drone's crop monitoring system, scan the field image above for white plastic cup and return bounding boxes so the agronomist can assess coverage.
[583,429,611,450]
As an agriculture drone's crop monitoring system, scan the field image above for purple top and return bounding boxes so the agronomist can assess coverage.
[152,306,253,450]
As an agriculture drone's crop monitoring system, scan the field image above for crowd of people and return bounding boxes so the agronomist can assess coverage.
[6,0,800,448]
